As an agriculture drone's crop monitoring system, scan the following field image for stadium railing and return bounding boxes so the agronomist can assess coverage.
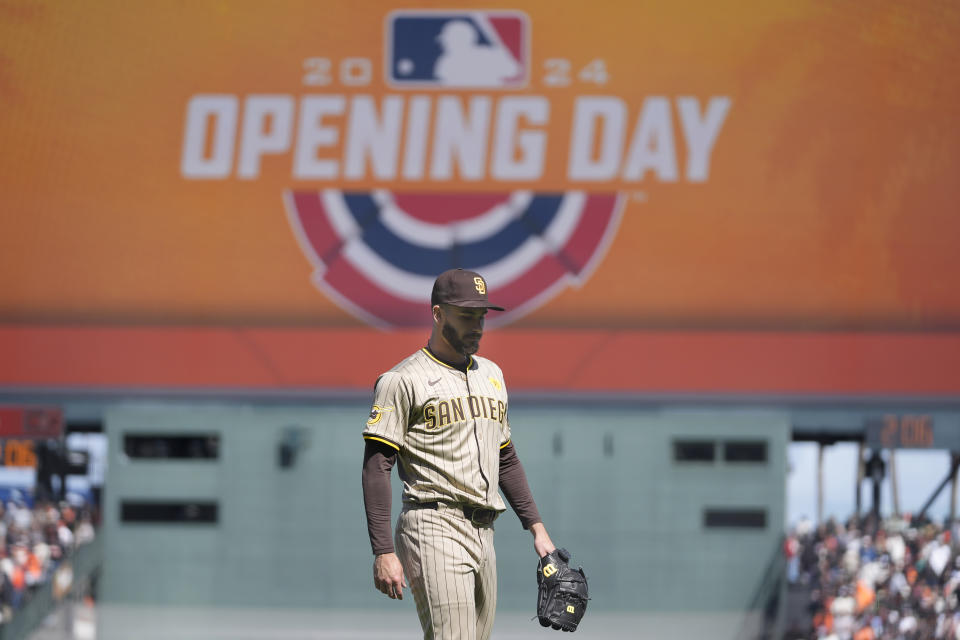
[0,537,102,640]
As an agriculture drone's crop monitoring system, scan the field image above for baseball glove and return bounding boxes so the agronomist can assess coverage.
[536,548,589,632]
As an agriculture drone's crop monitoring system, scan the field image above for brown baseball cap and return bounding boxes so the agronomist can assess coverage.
[430,269,505,311]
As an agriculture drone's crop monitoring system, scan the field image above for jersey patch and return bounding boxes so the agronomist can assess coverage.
[367,404,394,425]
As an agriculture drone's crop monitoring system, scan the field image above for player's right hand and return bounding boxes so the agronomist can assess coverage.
[373,552,407,600]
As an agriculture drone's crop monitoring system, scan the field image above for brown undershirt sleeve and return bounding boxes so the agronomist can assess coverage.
[362,439,398,555]
[498,442,542,529]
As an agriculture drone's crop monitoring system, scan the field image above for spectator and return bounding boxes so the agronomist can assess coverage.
[787,515,960,639]
[0,493,97,626]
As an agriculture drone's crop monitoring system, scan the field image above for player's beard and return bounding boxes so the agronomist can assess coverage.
[442,322,481,356]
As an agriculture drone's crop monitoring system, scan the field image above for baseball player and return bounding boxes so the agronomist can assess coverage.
[361,268,556,640]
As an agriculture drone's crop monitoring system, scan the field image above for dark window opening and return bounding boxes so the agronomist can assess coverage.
[723,441,767,463]
[704,508,766,529]
[121,501,218,524]
[66,421,104,435]
[123,434,220,459]
[673,440,715,462]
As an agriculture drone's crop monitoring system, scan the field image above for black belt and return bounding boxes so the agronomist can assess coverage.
[413,501,500,526]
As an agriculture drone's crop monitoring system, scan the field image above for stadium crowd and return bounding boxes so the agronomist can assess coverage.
[786,514,960,640]
[0,494,96,624]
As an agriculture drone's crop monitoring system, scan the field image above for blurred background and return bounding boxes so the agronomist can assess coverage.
[1,1,959,638]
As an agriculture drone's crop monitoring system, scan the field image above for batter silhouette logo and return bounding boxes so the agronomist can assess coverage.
[284,190,624,329]
[387,11,529,88]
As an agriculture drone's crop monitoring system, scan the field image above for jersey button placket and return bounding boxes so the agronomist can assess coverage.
[465,368,483,497]
[475,370,483,443]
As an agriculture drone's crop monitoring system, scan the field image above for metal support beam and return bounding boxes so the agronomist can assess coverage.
[871,462,882,526]
[817,443,824,524]
[890,450,900,518]
[916,454,960,523]
[951,453,959,550]
[865,450,885,531]
[854,441,864,528]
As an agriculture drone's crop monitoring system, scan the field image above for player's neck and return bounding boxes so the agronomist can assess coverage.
[426,336,470,370]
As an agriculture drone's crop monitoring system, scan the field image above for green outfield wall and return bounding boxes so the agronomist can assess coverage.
[99,403,787,615]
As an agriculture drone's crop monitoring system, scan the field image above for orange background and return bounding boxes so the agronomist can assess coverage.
[1,1,959,392]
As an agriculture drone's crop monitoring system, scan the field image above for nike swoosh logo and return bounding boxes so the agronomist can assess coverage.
[428,378,441,386]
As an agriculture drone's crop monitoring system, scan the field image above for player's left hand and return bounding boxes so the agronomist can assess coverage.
[536,548,590,632]
[530,522,556,558]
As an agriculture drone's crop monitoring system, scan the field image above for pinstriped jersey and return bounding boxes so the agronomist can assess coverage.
[363,348,511,511]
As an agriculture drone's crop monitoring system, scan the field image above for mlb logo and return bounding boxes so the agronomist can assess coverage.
[386,10,529,88]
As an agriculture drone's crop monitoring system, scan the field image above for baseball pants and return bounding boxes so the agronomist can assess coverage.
[395,504,497,640]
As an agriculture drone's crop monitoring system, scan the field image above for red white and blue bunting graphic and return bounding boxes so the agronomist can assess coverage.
[284,190,624,328]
